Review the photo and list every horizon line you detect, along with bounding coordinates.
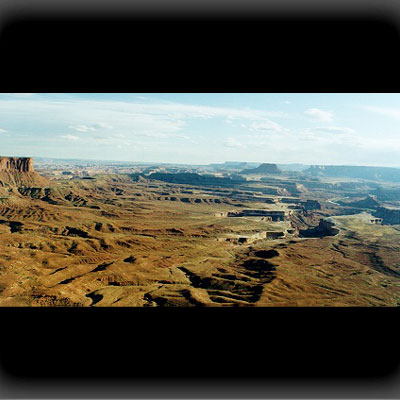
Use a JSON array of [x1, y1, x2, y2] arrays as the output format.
[[18, 155, 400, 169]]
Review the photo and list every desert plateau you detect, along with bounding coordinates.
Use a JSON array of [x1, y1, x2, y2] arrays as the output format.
[[0, 156, 399, 307]]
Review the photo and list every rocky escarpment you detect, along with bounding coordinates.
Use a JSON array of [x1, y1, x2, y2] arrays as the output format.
[[241, 163, 281, 175], [302, 199, 321, 210], [0, 156, 48, 187], [147, 172, 245, 186], [227, 209, 286, 221], [0, 157, 34, 172], [299, 219, 339, 238], [374, 207, 400, 225], [337, 195, 380, 209], [305, 165, 400, 182]]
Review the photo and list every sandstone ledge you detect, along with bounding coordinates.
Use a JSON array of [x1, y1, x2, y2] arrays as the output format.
[[0, 157, 34, 172]]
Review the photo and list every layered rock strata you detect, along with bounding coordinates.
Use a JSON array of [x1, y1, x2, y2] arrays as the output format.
[[0, 157, 34, 172]]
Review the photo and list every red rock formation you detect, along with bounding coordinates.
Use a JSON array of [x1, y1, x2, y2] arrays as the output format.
[[0, 156, 49, 187], [0, 157, 34, 172]]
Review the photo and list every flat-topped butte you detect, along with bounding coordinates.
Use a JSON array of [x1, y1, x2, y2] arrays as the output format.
[[0, 157, 34, 172]]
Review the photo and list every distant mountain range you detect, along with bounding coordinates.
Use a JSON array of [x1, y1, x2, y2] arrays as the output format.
[[305, 165, 400, 182], [29, 157, 400, 183], [204, 162, 311, 172], [241, 163, 281, 175], [34, 157, 153, 166]]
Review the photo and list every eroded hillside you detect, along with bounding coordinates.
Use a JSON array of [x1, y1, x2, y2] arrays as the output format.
[[0, 160, 399, 306]]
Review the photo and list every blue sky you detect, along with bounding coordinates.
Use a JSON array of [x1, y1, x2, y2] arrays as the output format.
[[1, 93, 400, 166]]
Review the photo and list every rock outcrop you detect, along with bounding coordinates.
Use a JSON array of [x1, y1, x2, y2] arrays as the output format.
[[337, 195, 380, 209], [299, 219, 339, 238], [147, 172, 245, 186], [241, 163, 281, 175], [302, 199, 321, 210], [374, 207, 400, 225], [305, 165, 400, 182], [0, 156, 48, 187], [0, 157, 34, 172], [227, 209, 286, 221]]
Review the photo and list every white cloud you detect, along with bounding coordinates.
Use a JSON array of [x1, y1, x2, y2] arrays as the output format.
[[136, 132, 189, 139], [93, 122, 113, 129], [127, 103, 286, 122], [69, 125, 96, 133], [0, 128, 6, 133], [59, 134, 80, 141], [0, 97, 289, 143], [112, 133, 126, 139], [6, 93, 36, 98], [246, 120, 285, 133], [307, 126, 355, 134], [304, 108, 334, 122], [343, 134, 400, 151], [0, 96, 367, 164], [224, 137, 245, 148], [69, 123, 113, 133], [361, 106, 400, 120]]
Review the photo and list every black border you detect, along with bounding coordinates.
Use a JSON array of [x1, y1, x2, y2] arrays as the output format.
[[1, 9, 400, 398], [1, 307, 400, 380], [0, 17, 400, 93]]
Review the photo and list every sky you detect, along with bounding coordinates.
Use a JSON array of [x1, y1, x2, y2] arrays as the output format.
[[1, 93, 400, 166]]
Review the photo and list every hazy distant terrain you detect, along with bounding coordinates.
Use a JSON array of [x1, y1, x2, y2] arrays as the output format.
[[0, 157, 399, 306]]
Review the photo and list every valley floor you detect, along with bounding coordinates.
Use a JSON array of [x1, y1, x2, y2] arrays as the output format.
[[0, 174, 399, 306]]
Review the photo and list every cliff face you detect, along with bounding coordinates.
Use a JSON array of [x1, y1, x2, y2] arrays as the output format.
[[0, 157, 34, 172], [338, 195, 380, 209], [302, 199, 321, 210], [241, 163, 281, 175], [374, 207, 400, 225], [147, 172, 245, 186], [299, 219, 339, 238], [305, 165, 400, 182], [0, 156, 49, 188]]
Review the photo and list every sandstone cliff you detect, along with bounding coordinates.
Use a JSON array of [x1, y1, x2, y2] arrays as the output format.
[[241, 163, 281, 175], [0, 156, 48, 187], [0, 157, 34, 172], [299, 219, 339, 238]]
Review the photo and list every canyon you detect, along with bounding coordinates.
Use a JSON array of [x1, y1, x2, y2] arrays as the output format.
[[0, 157, 399, 307]]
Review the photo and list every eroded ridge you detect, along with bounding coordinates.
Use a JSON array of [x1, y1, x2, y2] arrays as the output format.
[[0, 157, 400, 307]]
